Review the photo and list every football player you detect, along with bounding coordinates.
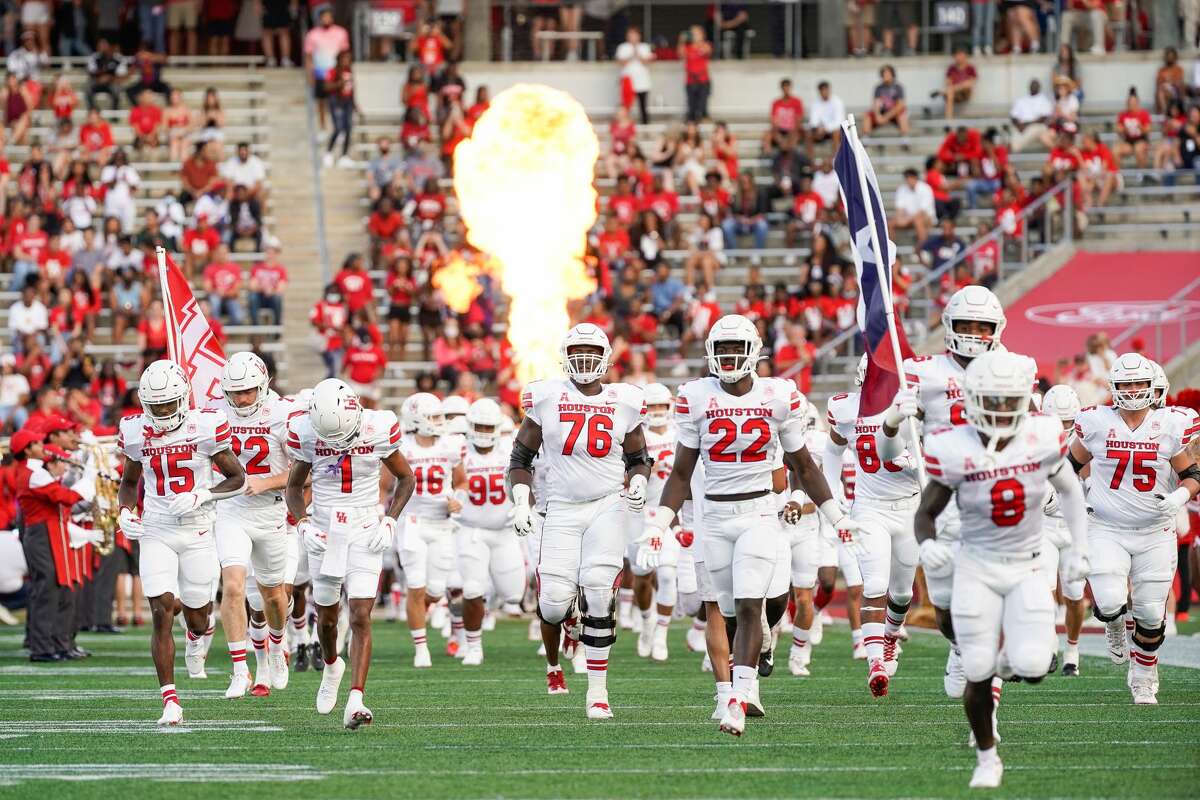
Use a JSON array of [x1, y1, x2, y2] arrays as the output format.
[[116, 360, 247, 725], [396, 392, 463, 667], [507, 323, 651, 719], [214, 352, 301, 698], [1069, 353, 1199, 704], [452, 398, 523, 664], [913, 351, 1090, 789], [285, 379, 415, 729], [635, 383, 679, 661], [877, 285, 1005, 699], [822, 354, 919, 695], [643, 315, 855, 736]]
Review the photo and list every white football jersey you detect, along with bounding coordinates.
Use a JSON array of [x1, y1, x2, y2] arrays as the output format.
[[675, 376, 806, 497], [118, 408, 232, 524], [287, 408, 401, 512], [644, 423, 676, 508], [827, 391, 920, 503], [220, 391, 304, 513], [788, 426, 827, 504], [1074, 404, 1196, 530], [924, 414, 1067, 553], [903, 353, 969, 431], [456, 440, 513, 530], [840, 448, 857, 502], [532, 447, 549, 514], [397, 435, 462, 521], [522, 378, 645, 503]]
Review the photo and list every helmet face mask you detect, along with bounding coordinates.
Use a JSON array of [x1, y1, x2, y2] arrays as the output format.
[[465, 398, 503, 448], [1041, 384, 1081, 430], [1150, 362, 1168, 409], [963, 351, 1035, 443], [560, 324, 612, 385], [943, 286, 1006, 360], [965, 390, 1029, 440], [947, 318, 1000, 359], [705, 315, 762, 383], [643, 382, 672, 427], [221, 351, 270, 418], [408, 392, 444, 438], [1109, 353, 1156, 411], [138, 360, 191, 433]]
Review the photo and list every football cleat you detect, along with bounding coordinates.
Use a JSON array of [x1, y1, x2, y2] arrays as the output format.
[[712, 688, 733, 720], [1062, 661, 1080, 677], [185, 654, 207, 680], [546, 668, 569, 695], [586, 690, 613, 719], [527, 618, 541, 642], [293, 646, 310, 672], [268, 648, 289, 690], [745, 680, 765, 717], [868, 658, 890, 698], [413, 645, 432, 669], [157, 701, 183, 726], [482, 610, 497, 631], [1105, 618, 1129, 664], [1047, 652, 1059, 674], [224, 672, 250, 699], [316, 657, 345, 714], [809, 614, 824, 646], [969, 757, 1003, 789], [883, 635, 900, 677], [636, 621, 653, 658], [462, 646, 483, 666], [618, 603, 635, 631], [895, 624, 910, 641], [1131, 682, 1158, 705], [686, 625, 706, 653], [250, 681, 271, 697], [757, 646, 775, 678], [788, 648, 811, 677], [718, 698, 746, 737], [309, 642, 325, 672], [343, 695, 373, 730], [944, 647, 967, 699], [445, 638, 460, 658], [561, 618, 582, 660], [852, 641, 867, 660], [651, 624, 669, 662], [701, 654, 713, 672]]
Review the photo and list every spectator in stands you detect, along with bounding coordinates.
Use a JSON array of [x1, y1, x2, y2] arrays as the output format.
[[1156, 47, 1185, 113], [129, 89, 164, 153], [109, 266, 146, 343], [685, 212, 725, 288], [415, 18, 451, 77], [260, 0, 294, 66], [135, 208, 174, 252], [205, 0, 236, 56], [202, 244, 244, 325], [1080, 129, 1119, 207], [862, 65, 910, 137], [8, 284, 47, 349], [304, 8, 349, 131], [616, 25, 653, 124], [1060, 0, 1107, 55], [366, 137, 403, 203], [167, 0, 201, 55], [333, 252, 374, 319], [970, 0, 996, 55], [713, 3, 751, 58], [1002, 0, 1040, 53], [723, 172, 770, 250], [937, 125, 983, 178], [11, 215, 48, 291], [310, 284, 348, 377], [324, 49, 359, 169], [649, 262, 686, 333], [878, 1, 919, 56], [925, 155, 963, 220], [994, 185, 1025, 238], [7, 30, 41, 101], [920, 217, 967, 272], [136, 299, 169, 366], [806, 81, 844, 159], [247, 238, 287, 325], [681, 25, 712, 123], [1, 73, 32, 146], [786, 172, 823, 246], [86, 38, 126, 111], [0, 355, 30, 431], [811, 158, 841, 211], [1042, 76, 1081, 148], [711, 121, 739, 183], [182, 211, 220, 277], [107, 233, 146, 275], [412, 177, 448, 254], [384, 256, 416, 361], [845, 0, 875, 56], [180, 142, 219, 207], [604, 106, 637, 182], [226, 184, 263, 251], [368, 195, 406, 266], [765, 78, 804, 156], [935, 47, 978, 119], [343, 327, 387, 408], [163, 88, 193, 162], [137, 1, 167, 53], [1154, 100, 1187, 172], [433, 319, 471, 390], [1009, 78, 1054, 152], [56, 0, 94, 58], [1114, 88, 1152, 170], [773, 321, 815, 394], [1172, 105, 1200, 180], [966, 128, 1008, 208], [126, 41, 169, 105], [221, 142, 267, 201], [892, 168, 936, 244], [675, 121, 706, 198], [100, 150, 141, 233]]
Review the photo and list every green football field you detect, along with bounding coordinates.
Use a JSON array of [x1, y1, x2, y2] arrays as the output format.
[[0, 619, 1197, 799]]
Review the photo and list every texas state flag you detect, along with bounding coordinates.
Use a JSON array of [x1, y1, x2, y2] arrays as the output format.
[[834, 126, 914, 418]]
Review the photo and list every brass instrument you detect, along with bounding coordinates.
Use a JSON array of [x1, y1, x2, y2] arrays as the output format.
[[84, 437, 121, 557]]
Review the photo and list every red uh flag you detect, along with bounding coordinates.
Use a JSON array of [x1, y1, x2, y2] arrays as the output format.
[[156, 247, 227, 409]]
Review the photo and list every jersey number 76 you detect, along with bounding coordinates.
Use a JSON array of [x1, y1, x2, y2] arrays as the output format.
[[560, 412, 613, 457]]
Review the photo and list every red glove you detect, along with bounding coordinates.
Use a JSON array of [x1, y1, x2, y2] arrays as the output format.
[[675, 528, 694, 548]]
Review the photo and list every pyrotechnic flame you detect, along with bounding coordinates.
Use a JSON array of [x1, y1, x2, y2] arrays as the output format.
[[432, 254, 484, 313], [453, 84, 599, 384]]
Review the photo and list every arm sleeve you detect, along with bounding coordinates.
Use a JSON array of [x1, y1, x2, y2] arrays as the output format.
[[674, 386, 699, 449]]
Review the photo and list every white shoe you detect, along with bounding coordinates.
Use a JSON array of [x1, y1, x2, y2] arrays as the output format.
[[322, 152, 333, 168], [686, 626, 706, 652], [462, 646, 483, 666], [618, 604, 635, 631], [745, 679, 765, 718], [527, 618, 541, 642], [586, 691, 613, 719], [536, 642, 546, 656], [789, 646, 811, 677], [718, 698, 746, 736], [852, 642, 867, 660], [315, 657, 345, 714], [413, 645, 432, 669], [482, 610, 496, 631], [429, 601, 448, 633], [157, 701, 183, 726], [185, 653, 207, 679], [651, 624, 669, 662], [1105, 618, 1129, 664], [636, 621, 654, 658], [944, 647, 967, 699], [1131, 682, 1158, 705], [969, 756, 1003, 789], [224, 671, 250, 699], [336, 155, 355, 169], [343, 693, 373, 730], [701, 654, 713, 673], [268, 647, 289, 690], [1165, 615, 1178, 637], [712, 688, 733, 720], [809, 615, 824, 646]]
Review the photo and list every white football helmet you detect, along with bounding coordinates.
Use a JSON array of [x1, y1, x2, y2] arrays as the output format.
[[1041, 384, 1081, 424], [409, 392, 445, 437], [1109, 353, 1156, 411], [705, 314, 762, 383], [854, 354, 867, 388], [1150, 361, 1169, 409], [644, 383, 673, 427], [561, 323, 612, 384], [138, 360, 191, 432], [466, 398, 504, 449], [400, 394, 421, 434], [221, 351, 270, 418], [943, 286, 1006, 359], [963, 350, 1036, 441], [309, 378, 363, 450], [441, 394, 469, 421]]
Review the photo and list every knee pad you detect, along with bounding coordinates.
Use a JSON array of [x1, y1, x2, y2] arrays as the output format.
[[581, 586, 614, 617], [579, 590, 616, 648], [245, 579, 264, 613], [1088, 575, 1130, 619], [1133, 622, 1166, 651], [312, 576, 341, 607], [654, 566, 677, 608], [1007, 643, 1052, 682], [537, 573, 576, 625], [1130, 582, 1172, 627], [887, 576, 913, 608], [1092, 602, 1128, 623], [461, 577, 487, 600], [677, 591, 701, 618]]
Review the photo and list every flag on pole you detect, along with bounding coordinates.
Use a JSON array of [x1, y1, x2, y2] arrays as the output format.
[[834, 125, 915, 418], [156, 247, 226, 409]]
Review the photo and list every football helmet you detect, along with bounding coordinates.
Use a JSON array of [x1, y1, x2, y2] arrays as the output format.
[[963, 350, 1036, 440], [441, 394, 469, 421], [644, 383, 673, 427], [466, 398, 504, 449], [1150, 361, 1169, 409], [1041, 384, 1082, 424], [943, 286, 1006, 359], [138, 360, 191, 432], [1109, 353, 1156, 411], [854, 354, 867, 388], [705, 314, 762, 383], [309, 379, 363, 450], [560, 323, 612, 384], [221, 351, 270, 418], [400, 394, 420, 434], [409, 392, 445, 437]]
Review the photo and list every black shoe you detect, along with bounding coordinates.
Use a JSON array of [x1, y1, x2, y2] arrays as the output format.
[[59, 650, 85, 660], [1062, 662, 1079, 677], [293, 647, 310, 672], [758, 647, 775, 678], [29, 653, 63, 663], [93, 625, 124, 634], [310, 642, 324, 672], [78, 625, 96, 633]]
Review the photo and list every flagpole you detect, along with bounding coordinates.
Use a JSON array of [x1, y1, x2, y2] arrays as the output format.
[[843, 116, 926, 485], [156, 246, 179, 366]]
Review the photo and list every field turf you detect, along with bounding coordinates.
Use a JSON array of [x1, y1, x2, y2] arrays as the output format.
[[0, 619, 1197, 799]]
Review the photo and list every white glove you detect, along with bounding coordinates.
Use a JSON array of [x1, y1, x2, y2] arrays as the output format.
[[1157, 487, 1190, 515], [298, 519, 327, 555], [635, 506, 674, 571], [818, 499, 859, 535], [626, 474, 647, 513], [919, 538, 954, 576], [511, 483, 533, 537], [67, 522, 104, 549], [884, 387, 919, 429], [367, 516, 396, 554], [1061, 549, 1091, 583], [165, 488, 213, 516], [118, 506, 143, 540]]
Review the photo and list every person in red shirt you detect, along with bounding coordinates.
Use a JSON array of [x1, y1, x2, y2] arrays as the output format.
[[128, 89, 164, 151], [765, 78, 804, 154], [681, 25, 712, 122], [249, 239, 288, 325], [12, 212, 47, 285], [182, 213, 221, 277], [698, 171, 731, 223], [936, 126, 984, 176], [343, 329, 388, 407], [50, 75, 78, 122], [414, 19, 451, 77], [712, 121, 739, 182], [1080, 129, 1119, 207], [968, 222, 1000, 286], [924, 156, 963, 221], [994, 186, 1026, 238], [1114, 89, 1152, 169], [639, 174, 680, 243], [966, 129, 1010, 208], [595, 214, 631, 272], [202, 244, 245, 325], [937, 47, 977, 119], [607, 175, 640, 227], [333, 252, 374, 317], [38, 234, 70, 289], [772, 322, 816, 394], [384, 256, 416, 360], [367, 195, 408, 264], [466, 86, 489, 130], [311, 285, 349, 377], [137, 299, 170, 365], [604, 105, 638, 181], [1044, 131, 1083, 179], [786, 172, 824, 246], [78, 108, 114, 164]]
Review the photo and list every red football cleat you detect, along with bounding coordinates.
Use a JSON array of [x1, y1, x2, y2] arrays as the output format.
[[546, 669, 569, 695], [250, 683, 271, 697], [868, 659, 890, 698]]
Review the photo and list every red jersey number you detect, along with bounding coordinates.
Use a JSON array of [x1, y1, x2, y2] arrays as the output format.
[[467, 473, 505, 505], [231, 435, 272, 475], [414, 465, 445, 495], [855, 435, 903, 474], [990, 478, 1025, 527], [708, 418, 771, 463], [950, 401, 968, 426], [560, 412, 613, 458], [1107, 449, 1156, 492], [148, 451, 196, 495]]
